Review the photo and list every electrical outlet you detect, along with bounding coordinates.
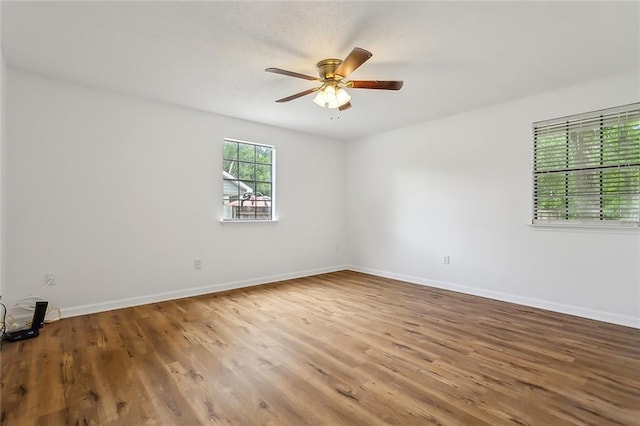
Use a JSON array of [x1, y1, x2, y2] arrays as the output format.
[[194, 259, 202, 269], [45, 273, 56, 286], [443, 256, 450, 265]]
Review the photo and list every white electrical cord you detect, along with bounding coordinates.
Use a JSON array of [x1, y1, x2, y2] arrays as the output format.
[[0, 302, 7, 342], [5, 278, 62, 332]]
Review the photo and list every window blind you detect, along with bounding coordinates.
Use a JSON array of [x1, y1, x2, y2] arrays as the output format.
[[533, 103, 640, 225]]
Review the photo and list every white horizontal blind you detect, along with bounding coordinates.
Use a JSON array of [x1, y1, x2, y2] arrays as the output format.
[[533, 103, 640, 225]]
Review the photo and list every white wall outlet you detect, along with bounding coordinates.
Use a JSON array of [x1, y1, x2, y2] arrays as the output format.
[[194, 258, 202, 269], [444, 256, 450, 265], [45, 273, 56, 286]]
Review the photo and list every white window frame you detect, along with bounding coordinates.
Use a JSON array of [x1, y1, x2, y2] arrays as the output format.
[[532, 103, 640, 228], [222, 138, 276, 222]]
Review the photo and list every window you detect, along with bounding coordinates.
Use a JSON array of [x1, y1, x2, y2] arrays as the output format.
[[222, 139, 274, 220], [533, 103, 640, 226]]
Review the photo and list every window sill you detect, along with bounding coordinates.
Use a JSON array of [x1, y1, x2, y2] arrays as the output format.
[[527, 222, 640, 234], [220, 219, 279, 225]]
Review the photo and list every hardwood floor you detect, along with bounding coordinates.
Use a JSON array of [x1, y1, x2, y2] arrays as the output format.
[[2, 270, 639, 425]]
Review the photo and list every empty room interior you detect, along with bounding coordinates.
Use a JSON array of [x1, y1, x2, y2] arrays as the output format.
[[1, 1, 639, 425]]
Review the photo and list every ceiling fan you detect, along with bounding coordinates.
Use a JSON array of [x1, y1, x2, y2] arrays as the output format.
[[265, 47, 403, 111]]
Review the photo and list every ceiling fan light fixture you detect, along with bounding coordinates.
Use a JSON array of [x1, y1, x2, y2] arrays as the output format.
[[335, 87, 351, 107], [313, 85, 350, 109], [313, 88, 327, 107]]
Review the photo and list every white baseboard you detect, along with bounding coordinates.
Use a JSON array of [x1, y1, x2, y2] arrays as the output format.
[[59, 264, 639, 329], [61, 265, 348, 319], [347, 265, 640, 329]]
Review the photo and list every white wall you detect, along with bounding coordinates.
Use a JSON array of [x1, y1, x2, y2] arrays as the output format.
[[5, 70, 347, 315], [347, 71, 640, 328], [5, 67, 639, 328], [1, 2, 5, 299], [0, 54, 4, 300]]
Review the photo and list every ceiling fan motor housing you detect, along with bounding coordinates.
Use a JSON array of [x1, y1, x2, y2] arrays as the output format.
[[316, 59, 343, 80]]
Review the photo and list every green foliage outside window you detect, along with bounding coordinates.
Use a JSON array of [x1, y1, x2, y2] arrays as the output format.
[[223, 139, 274, 220], [533, 104, 640, 224], [224, 140, 273, 195]]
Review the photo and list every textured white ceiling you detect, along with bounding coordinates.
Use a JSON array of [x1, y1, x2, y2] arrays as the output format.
[[2, 1, 639, 140]]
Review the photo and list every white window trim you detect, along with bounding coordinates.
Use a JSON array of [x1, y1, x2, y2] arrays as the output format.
[[527, 223, 640, 235], [531, 103, 640, 228], [222, 138, 276, 222]]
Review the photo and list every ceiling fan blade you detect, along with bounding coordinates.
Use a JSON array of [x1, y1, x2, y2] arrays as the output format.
[[265, 67, 319, 81], [275, 87, 320, 103], [338, 101, 352, 112], [347, 80, 404, 90], [334, 47, 372, 79]]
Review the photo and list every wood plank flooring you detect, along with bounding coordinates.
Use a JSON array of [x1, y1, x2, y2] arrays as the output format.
[[1, 270, 639, 425]]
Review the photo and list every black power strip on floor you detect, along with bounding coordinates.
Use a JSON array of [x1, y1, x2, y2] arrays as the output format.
[[2, 301, 48, 343], [4, 328, 39, 342]]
